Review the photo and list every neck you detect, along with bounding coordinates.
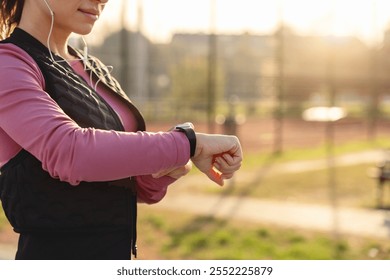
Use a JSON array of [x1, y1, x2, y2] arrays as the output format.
[[18, 4, 72, 59]]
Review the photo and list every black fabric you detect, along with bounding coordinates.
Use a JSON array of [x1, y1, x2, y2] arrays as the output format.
[[0, 151, 136, 232], [0, 28, 145, 259], [1, 28, 145, 132], [15, 230, 132, 260]]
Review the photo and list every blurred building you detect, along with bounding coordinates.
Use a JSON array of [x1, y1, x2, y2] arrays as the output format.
[[91, 28, 151, 105], [91, 26, 390, 119]]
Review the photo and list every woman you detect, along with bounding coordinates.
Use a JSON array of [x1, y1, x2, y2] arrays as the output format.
[[0, 0, 242, 260]]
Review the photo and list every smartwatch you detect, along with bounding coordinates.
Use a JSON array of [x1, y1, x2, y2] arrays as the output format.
[[174, 123, 197, 157]]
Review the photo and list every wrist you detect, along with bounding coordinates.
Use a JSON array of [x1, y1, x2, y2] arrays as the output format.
[[173, 123, 197, 157]]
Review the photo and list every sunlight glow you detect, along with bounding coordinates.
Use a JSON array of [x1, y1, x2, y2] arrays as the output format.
[[93, 0, 390, 44]]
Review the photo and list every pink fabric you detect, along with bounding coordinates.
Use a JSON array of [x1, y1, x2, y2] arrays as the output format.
[[0, 43, 190, 203]]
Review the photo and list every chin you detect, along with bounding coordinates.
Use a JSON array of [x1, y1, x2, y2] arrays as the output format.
[[77, 31, 93, 36], [74, 25, 95, 36]]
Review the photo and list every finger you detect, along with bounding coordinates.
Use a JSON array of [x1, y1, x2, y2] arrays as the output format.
[[152, 168, 172, 178], [221, 153, 235, 164], [221, 173, 234, 180], [152, 166, 180, 178], [169, 165, 191, 179], [152, 172, 163, 178], [229, 141, 243, 160], [214, 157, 241, 174], [213, 152, 242, 167], [152, 160, 193, 179], [206, 166, 224, 186]]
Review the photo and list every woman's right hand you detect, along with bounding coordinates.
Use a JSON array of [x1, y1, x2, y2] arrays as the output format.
[[191, 133, 243, 186]]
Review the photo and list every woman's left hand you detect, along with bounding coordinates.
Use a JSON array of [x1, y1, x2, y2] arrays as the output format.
[[152, 160, 193, 179]]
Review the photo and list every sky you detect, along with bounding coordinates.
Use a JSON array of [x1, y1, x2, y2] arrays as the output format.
[[91, 0, 390, 45]]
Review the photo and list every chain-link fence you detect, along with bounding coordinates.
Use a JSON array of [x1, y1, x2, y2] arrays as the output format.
[[86, 0, 390, 151]]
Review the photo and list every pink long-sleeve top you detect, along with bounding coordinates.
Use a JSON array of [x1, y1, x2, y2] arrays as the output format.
[[0, 43, 191, 203]]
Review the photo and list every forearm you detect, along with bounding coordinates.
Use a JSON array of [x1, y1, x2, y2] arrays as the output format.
[[39, 127, 190, 185], [0, 88, 190, 185]]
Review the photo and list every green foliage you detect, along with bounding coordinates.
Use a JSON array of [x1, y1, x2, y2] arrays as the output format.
[[135, 141, 390, 260], [145, 214, 166, 230], [169, 56, 225, 120], [0, 205, 6, 231], [243, 137, 390, 170], [236, 164, 374, 205], [138, 209, 390, 260]]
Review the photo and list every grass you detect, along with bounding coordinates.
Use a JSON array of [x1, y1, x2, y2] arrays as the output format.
[[137, 208, 390, 260], [132, 139, 390, 260], [185, 138, 390, 208], [242, 137, 390, 170], [0, 208, 6, 231], [215, 164, 376, 207]]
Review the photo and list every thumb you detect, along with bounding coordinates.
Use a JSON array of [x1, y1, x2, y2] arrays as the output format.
[[206, 167, 224, 186]]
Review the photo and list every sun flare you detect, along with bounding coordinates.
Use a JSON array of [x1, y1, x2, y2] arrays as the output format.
[[95, 0, 390, 44]]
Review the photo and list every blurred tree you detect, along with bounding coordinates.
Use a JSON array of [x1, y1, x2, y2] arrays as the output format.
[[169, 56, 224, 120]]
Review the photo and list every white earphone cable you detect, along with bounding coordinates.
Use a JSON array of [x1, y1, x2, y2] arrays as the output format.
[[42, 0, 115, 93]]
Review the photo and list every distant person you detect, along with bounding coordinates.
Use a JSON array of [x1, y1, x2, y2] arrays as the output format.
[[0, 0, 242, 259]]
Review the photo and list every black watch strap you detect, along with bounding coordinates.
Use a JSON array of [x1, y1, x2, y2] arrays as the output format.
[[175, 123, 197, 157]]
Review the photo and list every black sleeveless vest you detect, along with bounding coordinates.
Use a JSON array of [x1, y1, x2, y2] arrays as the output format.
[[0, 28, 146, 257]]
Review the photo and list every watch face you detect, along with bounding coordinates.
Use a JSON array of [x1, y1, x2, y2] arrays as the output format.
[[178, 122, 194, 129]]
